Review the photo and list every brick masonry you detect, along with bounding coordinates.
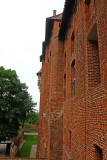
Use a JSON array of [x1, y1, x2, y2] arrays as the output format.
[[37, 0, 107, 160]]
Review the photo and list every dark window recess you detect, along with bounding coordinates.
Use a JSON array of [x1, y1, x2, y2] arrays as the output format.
[[50, 51, 51, 56], [71, 31, 75, 40], [84, 0, 90, 5], [71, 59, 75, 97], [87, 23, 101, 87], [69, 131, 71, 150], [71, 31, 74, 54], [73, 79, 76, 96], [95, 145, 103, 160], [72, 59, 75, 68], [64, 74, 66, 101], [64, 52, 66, 67]]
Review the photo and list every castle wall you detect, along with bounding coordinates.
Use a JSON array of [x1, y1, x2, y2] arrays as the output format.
[[37, 0, 107, 159], [63, 0, 107, 159]]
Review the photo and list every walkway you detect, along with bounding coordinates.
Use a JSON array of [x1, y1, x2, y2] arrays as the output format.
[[0, 132, 39, 159], [30, 145, 37, 158], [0, 144, 7, 157], [24, 133, 38, 135], [0, 158, 47, 160], [24, 132, 38, 158]]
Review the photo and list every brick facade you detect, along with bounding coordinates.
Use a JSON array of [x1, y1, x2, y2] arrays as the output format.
[[37, 0, 107, 160]]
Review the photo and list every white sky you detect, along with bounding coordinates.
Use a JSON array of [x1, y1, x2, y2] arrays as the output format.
[[0, 0, 65, 111]]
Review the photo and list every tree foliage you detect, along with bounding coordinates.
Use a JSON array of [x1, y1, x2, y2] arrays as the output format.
[[0, 66, 36, 141], [25, 111, 39, 125]]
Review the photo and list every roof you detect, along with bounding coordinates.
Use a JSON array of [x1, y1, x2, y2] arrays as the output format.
[[40, 41, 46, 62], [37, 68, 42, 76], [59, 0, 75, 40], [49, 13, 63, 20], [45, 13, 63, 44], [40, 13, 63, 62]]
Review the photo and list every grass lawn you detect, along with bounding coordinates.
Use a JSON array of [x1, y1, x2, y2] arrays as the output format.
[[24, 130, 38, 133], [20, 135, 38, 158]]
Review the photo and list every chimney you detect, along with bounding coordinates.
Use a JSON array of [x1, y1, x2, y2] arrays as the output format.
[[53, 10, 56, 16]]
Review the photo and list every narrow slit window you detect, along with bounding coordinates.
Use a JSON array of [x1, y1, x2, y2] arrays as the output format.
[[71, 60, 75, 97], [71, 31, 74, 54], [64, 74, 66, 101], [64, 52, 66, 67], [73, 79, 75, 97], [69, 131, 71, 150]]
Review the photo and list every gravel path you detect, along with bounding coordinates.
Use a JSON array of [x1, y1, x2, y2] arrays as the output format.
[[0, 144, 7, 157], [30, 145, 37, 158], [24, 133, 38, 135]]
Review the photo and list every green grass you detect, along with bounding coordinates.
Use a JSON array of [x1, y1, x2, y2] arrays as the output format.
[[24, 130, 38, 133], [20, 135, 38, 158], [18, 129, 21, 133]]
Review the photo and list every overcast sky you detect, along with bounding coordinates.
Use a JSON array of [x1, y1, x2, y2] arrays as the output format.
[[0, 0, 65, 111]]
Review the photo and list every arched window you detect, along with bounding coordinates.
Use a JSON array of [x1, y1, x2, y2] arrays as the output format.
[[72, 59, 75, 69], [64, 74, 66, 101], [64, 52, 66, 67], [71, 31, 74, 54], [69, 131, 71, 150], [50, 51, 51, 57], [85, 0, 90, 5], [94, 145, 103, 160], [71, 60, 75, 97]]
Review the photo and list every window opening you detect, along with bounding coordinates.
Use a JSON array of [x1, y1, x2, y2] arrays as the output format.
[[50, 51, 51, 57], [71, 60, 75, 97], [71, 32, 74, 54], [71, 31, 75, 41], [73, 79, 76, 96], [69, 131, 71, 150], [64, 52, 66, 67], [87, 23, 101, 87], [95, 145, 103, 160], [64, 74, 66, 101], [72, 59, 75, 68], [85, 0, 90, 5]]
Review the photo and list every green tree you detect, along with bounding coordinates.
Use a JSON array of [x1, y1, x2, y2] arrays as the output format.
[[25, 111, 39, 125], [0, 66, 36, 141]]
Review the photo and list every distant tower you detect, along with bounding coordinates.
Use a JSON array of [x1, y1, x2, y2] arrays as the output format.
[[37, 69, 42, 90]]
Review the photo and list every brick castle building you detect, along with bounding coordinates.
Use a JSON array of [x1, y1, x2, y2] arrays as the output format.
[[37, 0, 107, 160]]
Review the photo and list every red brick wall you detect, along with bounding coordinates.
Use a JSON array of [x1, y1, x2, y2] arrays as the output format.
[[37, 20, 63, 160], [31, 125, 38, 130], [63, 4, 86, 159], [37, 0, 107, 160], [63, 0, 107, 159], [84, 0, 107, 159]]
